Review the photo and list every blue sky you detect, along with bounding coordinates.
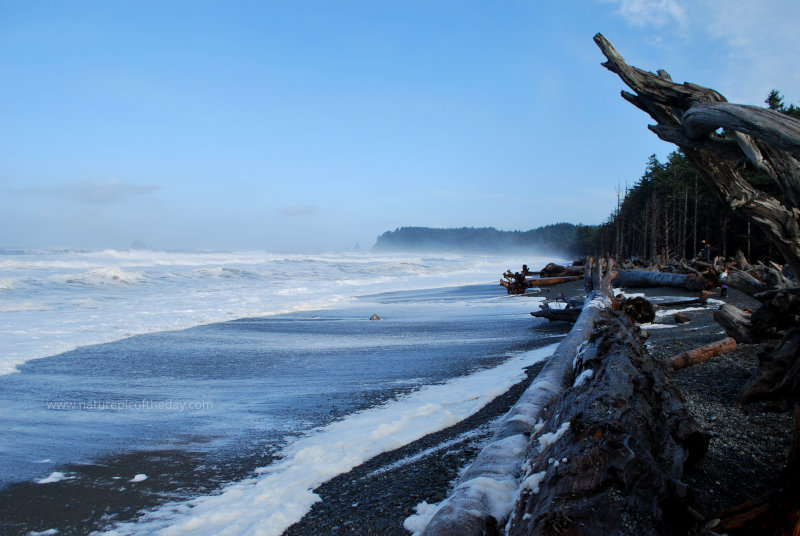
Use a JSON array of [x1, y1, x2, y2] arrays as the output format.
[[2, 0, 799, 251]]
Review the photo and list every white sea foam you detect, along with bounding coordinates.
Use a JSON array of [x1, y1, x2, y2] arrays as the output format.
[[100, 345, 555, 536], [36, 471, 75, 484], [0, 249, 559, 375], [404, 501, 440, 536]]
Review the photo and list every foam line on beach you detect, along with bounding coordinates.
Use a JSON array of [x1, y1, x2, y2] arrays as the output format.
[[100, 343, 558, 536]]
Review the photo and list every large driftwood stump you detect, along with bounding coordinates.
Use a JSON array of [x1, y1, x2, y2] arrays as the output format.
[[594, 32, 800, 282], [506, 310, 707, 536], [620, 295, 656, 323]]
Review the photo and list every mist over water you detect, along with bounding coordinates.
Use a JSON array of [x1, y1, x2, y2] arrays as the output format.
[[0, 248, 558, 375]]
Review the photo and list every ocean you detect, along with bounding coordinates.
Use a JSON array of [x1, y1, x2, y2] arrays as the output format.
[[0, 248, 565, 535]]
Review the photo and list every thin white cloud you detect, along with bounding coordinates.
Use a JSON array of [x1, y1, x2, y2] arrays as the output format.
[[9, 178, 159, 204], [602, 0, 800, 104], [605, 0, 686, 28], [279, 204, 317, 216]]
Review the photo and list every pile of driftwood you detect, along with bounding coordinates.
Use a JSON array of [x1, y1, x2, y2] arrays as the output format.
[[500, 263, 585, 295], [503, 255, 800, 534]]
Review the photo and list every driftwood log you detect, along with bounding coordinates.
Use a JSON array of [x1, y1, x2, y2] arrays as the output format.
[[713, 304, 755, 344], [506, 309, 707, 536], [528, 276, 583, 287], [724, 270, 768, 295], [424, 259, 707, 535], [422, 259, 616, 536], [530, 301, 582, 323], [669, 337, 737, 370], [540, 263, 584, 278], [612, 269, 710, 291], [501, 265, 583, 294], [654, 294, 710, 308]]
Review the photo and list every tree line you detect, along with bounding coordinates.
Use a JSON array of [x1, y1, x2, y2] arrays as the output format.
[[585, 90, 799, 264]]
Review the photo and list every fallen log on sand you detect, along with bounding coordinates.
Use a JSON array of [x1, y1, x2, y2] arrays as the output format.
[[613, 269, 711, 291], [713, 304, 755, 343], [530, 302, 581, 323], [422, 258, 616, 536], [669, 337, 737, 370], [423, 259, 707, 535], [527, 275, 582, 287], [539, 263, 585, 278], [724, 270, 768, 295], [500, 265, 582, 294], [506, 310, 707, 536]]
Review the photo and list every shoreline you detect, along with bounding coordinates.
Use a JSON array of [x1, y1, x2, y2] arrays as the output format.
[[283, 280, 793, 535], [0, 280, 561, 536], [2, 279, 791, 535]]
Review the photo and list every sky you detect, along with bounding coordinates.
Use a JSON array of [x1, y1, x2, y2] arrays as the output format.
[[1, 0, 799, 252]]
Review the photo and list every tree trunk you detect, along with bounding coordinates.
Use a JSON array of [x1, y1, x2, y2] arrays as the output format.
[[539, 263, 585, 277], [529, 276, 583, 287], [613, 269, 710, 291]]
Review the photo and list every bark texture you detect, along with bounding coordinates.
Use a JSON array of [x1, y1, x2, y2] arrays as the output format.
[[422, 259, 616, 536], [505, 309, 707, 536]]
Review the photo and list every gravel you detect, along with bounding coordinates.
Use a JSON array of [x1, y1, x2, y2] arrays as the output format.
[[284, 283, 794, 534]]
